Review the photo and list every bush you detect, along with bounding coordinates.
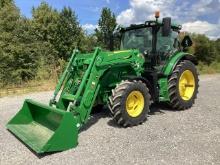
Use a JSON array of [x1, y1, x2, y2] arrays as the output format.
[[197, 61, 220, 74]]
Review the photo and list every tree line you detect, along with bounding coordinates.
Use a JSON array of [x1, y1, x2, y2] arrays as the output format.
[[190, 34, 220, 65], [0, 0, 116, 86], [0, 0, 219, 87]]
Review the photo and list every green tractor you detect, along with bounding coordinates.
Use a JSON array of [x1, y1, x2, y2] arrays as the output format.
[[7, 13, 199, 153]]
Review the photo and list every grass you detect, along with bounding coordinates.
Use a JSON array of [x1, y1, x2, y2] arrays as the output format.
[[0, 79, 56, 97], [1, 62, 220, 97], [197, 62, 220, 74]]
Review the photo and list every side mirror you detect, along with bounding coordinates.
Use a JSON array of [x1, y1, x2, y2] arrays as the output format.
[[113, 26, 122, 38], [143, 49, 152, 58], [181, 35, 193, 48], [173, 38, 181, 49], [113, 31, 121, 38], [162, 17, 171, 37]]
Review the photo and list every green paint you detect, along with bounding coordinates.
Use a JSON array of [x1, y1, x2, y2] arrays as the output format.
[[162, 52, 189, 76], [7, 99, 78, 153], [158, 78, 170, 102]]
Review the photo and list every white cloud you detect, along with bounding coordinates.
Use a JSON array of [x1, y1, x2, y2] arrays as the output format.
[[116, 0, 175, 25], [182, 21, 216, 34], [106, 0, 110, 4], [116, 0, 220, 24], [116, 0, 220, 39], [117, 9, 135, 25], [82, 24, 97, 31], [182, 21, 220, 40]]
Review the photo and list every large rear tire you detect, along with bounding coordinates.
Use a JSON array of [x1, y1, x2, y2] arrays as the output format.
[[108, 80, 151, 127], [168, 60, 199, 110]]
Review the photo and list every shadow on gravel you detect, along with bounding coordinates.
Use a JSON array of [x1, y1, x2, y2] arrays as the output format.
[[107, 102, 176, 128], [107, 119, 122, 128], [32, 150, 61, 159], [148, 102, 174, 115], [80, 107, 111, 133]]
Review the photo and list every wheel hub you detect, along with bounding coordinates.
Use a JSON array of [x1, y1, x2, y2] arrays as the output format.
[[178, 70, 195, 100], [126, 91, 144, 117]]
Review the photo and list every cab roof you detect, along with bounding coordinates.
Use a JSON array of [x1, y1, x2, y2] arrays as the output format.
[[120, 19, 182, 32]]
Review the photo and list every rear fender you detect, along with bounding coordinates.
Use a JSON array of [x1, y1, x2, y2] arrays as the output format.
[[162, 52, 197, 76]]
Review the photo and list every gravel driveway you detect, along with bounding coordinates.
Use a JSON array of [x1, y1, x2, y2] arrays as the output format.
[[0, 74, 220, 165]]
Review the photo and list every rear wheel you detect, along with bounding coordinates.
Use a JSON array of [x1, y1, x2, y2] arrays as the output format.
[[108, 80, 151, 127], [168, 60, 199, 110]]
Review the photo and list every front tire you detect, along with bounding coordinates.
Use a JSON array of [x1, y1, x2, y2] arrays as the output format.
[[108, 80, 151, 127], [168, 60, 199, 110]]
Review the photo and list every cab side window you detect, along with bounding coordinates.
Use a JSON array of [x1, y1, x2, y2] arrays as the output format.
[[157, 28, 178, 54]]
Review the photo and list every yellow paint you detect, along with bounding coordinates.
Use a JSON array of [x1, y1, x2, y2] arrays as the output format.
[[113, 50, 129, 54], [107, 50, 130, 56], [178, 70, 195, 100], [126, 91, 144, 117]]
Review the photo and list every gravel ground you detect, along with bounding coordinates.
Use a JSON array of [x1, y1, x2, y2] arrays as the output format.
[[0, 74, 220, 165]]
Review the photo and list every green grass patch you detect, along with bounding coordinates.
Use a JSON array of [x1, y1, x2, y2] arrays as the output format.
[[0, 79, 56, 97], [197, 62, 220, 74]]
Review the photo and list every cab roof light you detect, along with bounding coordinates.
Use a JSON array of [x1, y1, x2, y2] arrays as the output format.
[[155, 11, 160, 18]]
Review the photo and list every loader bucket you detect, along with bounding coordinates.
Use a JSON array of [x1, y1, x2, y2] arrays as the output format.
[[6, 99, 78, 153]]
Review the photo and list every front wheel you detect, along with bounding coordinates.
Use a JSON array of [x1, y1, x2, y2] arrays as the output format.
[[168, 60, 199, 110], [108, 80, 151, 127]]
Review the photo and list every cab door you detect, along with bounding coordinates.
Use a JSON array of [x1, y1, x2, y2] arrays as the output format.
[[156, 28, 180, 70]]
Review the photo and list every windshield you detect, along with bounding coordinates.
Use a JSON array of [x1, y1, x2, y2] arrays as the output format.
[[120, 28, 152, 53]]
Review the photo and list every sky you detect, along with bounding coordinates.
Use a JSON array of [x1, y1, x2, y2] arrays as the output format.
[[15, 0, 220, 39]]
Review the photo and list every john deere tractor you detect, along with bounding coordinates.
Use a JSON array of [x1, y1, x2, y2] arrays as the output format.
[[7, 13, 199, 153]]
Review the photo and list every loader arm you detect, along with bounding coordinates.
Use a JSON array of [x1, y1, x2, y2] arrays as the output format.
[[53, 48, 145, 127]]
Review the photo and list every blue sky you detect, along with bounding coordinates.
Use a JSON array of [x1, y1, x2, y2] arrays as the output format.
[[15, 0, 220, 39], [15, 0, 129, 25]]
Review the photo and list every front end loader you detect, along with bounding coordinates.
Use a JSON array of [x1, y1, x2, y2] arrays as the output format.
[[7, 48, 145, 153], [7, 12, 199, 153]]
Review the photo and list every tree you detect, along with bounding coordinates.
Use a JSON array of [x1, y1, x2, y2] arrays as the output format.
[[0, 0, 13, 8], [214, 38, 220, 62], [0, 1, 38, 85], [31, 2, 59, 65], [95, 7, 117, 50], [192, 34, 216, 65], [79, 33, 98, 53], [56, 7, 81, 60]]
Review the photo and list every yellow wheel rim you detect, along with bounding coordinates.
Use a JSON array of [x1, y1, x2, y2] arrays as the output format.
[[178, 70, 195, 100], [126, 91, 144, 117]]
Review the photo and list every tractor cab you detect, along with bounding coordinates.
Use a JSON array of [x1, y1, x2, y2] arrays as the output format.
[[115, 12, 192, 67]]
